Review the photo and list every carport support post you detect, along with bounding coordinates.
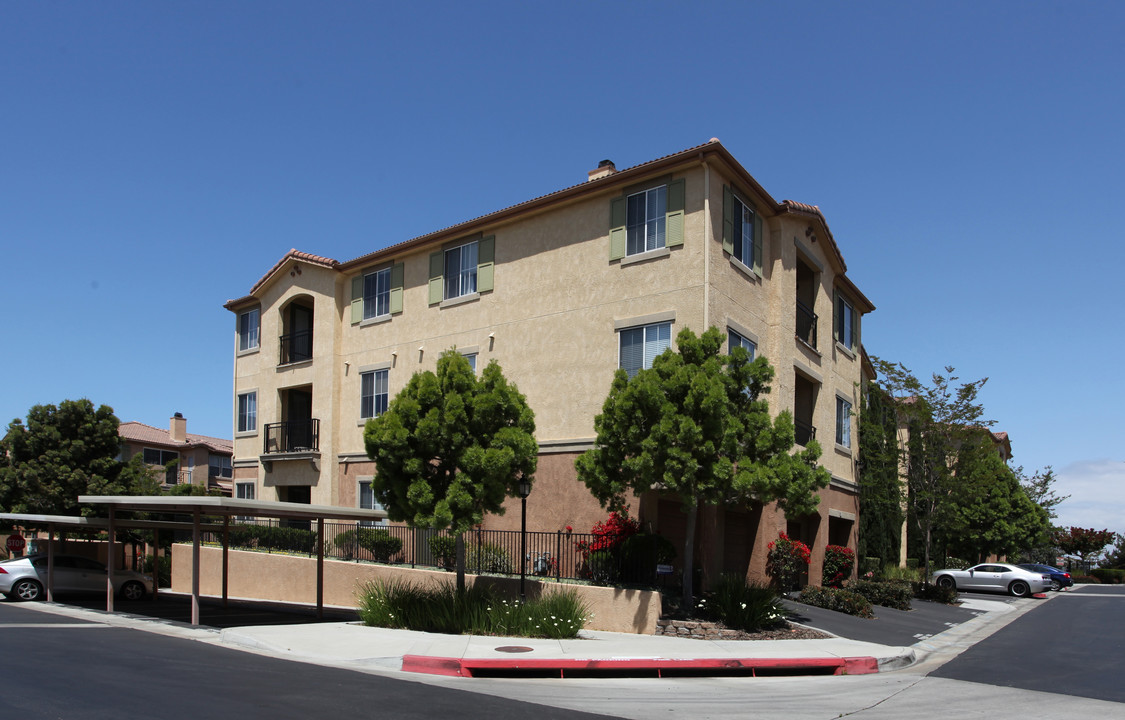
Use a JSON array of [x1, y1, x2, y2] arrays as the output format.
[[191, 508, 201, 626], [222, 516, 229, 608], [106, 507, 115, 613], [47, 524, 55, 603], [152, 529, 159, 600], [316, 517, 324, 620]]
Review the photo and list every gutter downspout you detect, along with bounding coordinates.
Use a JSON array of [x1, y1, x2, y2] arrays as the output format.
[[702, 158, 711, 331]]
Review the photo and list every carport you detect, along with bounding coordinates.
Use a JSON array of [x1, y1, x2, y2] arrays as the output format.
[[6, 496, 386, 626]]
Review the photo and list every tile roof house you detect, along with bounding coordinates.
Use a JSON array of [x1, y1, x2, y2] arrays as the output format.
[[223, 139, 875, 588], [118, 413, 234, 494]]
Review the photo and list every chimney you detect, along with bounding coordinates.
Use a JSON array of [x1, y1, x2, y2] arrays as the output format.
[[170, 412, 187, 443], [587, 159, 616, 182]]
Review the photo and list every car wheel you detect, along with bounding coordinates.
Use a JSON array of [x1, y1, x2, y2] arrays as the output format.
[[120, 581, 146, 601], [1009, 580, 1030, 598], [12, 579, 44, 602], [1051, 579, 1061, 592], [936, 575, 955, 590]]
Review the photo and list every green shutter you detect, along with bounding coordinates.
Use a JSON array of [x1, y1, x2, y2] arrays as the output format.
[[850, 304, 859, 351], [752, 210, 763, 275], [350, 276, 364, 324], [609, 196, 626, 259], [722, 185, 734, 255], [477, 235, 495, 292], [389, 262, 404, 314], [665, 178, 685, 248], [428, 251, 444, 305]]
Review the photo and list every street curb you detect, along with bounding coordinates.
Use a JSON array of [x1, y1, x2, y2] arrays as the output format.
[[401, 653, 882, 678]]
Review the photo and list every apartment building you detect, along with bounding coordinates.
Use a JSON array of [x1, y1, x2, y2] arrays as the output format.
[[224, 139, 874, 586], [118, 413, 234, 494]]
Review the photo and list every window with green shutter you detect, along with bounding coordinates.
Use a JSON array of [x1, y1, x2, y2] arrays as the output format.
[[351, 262, 404, 324], [833, 289, 859, 351], [609, 179, 685, 260], [722, 185, 763, 275], [428, 235, 495, 305]]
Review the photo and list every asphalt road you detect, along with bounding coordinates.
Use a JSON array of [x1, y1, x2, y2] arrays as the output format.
[[931, 585, 1125, 703], [0, 602, 615, 720]]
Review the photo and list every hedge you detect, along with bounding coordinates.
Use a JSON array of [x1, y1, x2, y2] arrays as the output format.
[[799, 586, 874, 618], [847, 579, 912, 610]]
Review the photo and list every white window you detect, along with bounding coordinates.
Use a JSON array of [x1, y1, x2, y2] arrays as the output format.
[[619, 322, 671, 379], [236, 482, 255, 500], [358, 479, 386, 526], [360, 369, 389, 419], [728, 330, 756, 361], [238, 308, 260, 352], [463, 353, 477, 374], [836, 396, 852, 448], [237, 391, 257, 433], [626, 185, 667, 256], [732, 197, 759, 270], [444, 240, 478, 300], [835, 293, 858, 351], [209, 455, 232, 479], [363, 267, 391, 320]]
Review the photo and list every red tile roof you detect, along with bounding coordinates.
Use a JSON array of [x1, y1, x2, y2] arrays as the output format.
[[118, 422, 233, 455]]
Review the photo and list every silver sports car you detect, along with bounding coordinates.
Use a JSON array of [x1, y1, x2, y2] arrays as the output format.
[[0, 554, 152, 601], [931, 562, 1051, 597]]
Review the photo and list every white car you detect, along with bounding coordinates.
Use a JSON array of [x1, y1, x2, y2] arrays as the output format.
[[931, 562, 1051, 598], [0, 554, 152, 602]]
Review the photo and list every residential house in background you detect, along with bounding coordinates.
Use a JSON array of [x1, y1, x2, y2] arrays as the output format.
[[118, 413, 234, 494], [223, 139, 874, 587]]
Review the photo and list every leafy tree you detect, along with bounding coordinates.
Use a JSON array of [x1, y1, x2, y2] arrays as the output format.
[[1101, 533, 1125, 569], [576, 327, 830, 608], [364, 350, 537, 590], [0, 399, 124, 516], [872, 361, 991, 580], [944, 433, 1049, 563], [1052, 526, 1116, 571], [1015, 465, 1068, 521], [856, 382, 904, 566]]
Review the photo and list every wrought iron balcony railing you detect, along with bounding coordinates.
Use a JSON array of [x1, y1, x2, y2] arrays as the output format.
[[796, 300, 817, 348], [794, 419, 816, 447], [263, 419, 320, 454], [279, 330, 313, 365]]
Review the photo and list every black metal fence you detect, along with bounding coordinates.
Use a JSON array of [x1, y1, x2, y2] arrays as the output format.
[[199, 519, 676, 590]]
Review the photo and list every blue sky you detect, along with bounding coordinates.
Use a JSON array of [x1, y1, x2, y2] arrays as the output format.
[[2, 1, 1122, 533]]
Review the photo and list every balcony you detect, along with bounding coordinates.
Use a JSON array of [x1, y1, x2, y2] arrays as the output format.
[[279, 330, 313, 365], [263, 419, 320, 454], [796, 300, 817, 348], [794, 419, 817, 447]]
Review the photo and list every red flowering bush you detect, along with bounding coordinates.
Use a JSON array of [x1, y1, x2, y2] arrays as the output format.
[[822, 545, 855, 588], [574, 511, 640, 583], [766, 533, 811, 592]]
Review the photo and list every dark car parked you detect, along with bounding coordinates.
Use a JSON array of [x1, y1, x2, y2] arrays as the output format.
[[1019, 563, 1073, 591]]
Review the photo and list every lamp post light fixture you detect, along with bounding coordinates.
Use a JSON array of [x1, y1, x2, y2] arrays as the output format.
[[518, 476, 531, 601]]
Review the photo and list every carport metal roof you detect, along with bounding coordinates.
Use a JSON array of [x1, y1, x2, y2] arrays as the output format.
[[4, 496, 387, 625]]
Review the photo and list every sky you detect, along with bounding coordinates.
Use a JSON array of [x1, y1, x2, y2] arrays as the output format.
[[2, 1, 1122, 534]]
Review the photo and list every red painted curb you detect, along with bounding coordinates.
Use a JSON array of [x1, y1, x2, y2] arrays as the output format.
[[401, 654, 881, 678]]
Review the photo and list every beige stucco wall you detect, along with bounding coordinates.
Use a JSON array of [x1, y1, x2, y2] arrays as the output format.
[[170, 544, 660, 634]]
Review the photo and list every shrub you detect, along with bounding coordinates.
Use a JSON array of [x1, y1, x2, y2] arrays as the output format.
[[227, 523, 318, 554], [847, 579, 912, 610], [701, 574, 786, 632], [1091, 568, 1125, 584], [335, 528, 403, 563], [466, 542, 512, 574], [1074, 575, 1101, 584], [799, 586, 874, 618], [585, 550, 617, 585], [937, 557, 971, 571], [574, 511, 639, 581], [766, 533, 811, 592], [880, 563, 923, 583], [905, 558, 919, 569], [861, 556, 881, 577], [428, 534, 456, 569], [911, 581, 958, 604], [822, 545, 855, 588], [356, 579, 589, 638]]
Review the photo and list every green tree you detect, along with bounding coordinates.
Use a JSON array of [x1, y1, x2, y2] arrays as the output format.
[[945, 433, 1050, 563], [1052, 526, 1116, 572], [856, 382, 904, 567], [576, 327, 830, 608], [364, 350, 538, 590], [0, 399, 124, 516], [873, 361, 991, 580]]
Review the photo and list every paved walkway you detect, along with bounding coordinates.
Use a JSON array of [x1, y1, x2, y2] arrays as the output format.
[[6, 589, 1053, 679]]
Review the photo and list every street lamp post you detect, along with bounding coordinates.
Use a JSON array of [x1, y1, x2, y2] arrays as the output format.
[[518, 476, 531, 601]]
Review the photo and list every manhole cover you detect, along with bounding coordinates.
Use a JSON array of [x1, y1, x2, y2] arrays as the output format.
[[494, 645, 534, 653]]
